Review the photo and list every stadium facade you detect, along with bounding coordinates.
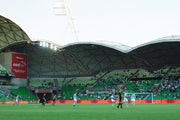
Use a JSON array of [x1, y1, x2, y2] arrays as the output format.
[[0, 15, 180, 86]]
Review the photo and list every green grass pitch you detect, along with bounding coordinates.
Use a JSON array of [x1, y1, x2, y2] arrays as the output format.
[[0, 103, 179, 120]]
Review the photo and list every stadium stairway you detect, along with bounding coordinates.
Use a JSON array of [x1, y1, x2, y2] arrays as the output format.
[[61, 77, 76, 88], [82, 71, 111, 93], [122, 69, 140, 90], [53, 79, 60, 95]]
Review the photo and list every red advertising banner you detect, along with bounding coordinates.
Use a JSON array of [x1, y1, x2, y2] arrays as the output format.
[[12, 53, 27, 79], [48, 99, 180, 104], [0, 101, 36, 104], [0, 100, 180, 104], [38, 90, 51, 93]]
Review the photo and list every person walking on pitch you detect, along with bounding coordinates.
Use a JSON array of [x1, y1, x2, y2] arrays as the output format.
[[110, 93, 115, 106], [124, 91, 128, 108], [14, 94, 19, 105], [131, 93, 136, 106], [73, 92, 77, 107], [117, 89, 123, 109], [52, 94, 56, 106], [42, 93, 46, 106]]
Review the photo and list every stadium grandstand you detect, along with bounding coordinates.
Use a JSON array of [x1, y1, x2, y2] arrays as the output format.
[[0, 14, 180, 103]]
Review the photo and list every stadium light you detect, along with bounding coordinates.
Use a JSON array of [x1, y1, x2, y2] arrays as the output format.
[[53, 0, 66, 16], [43, 42, 46, 47], [46, 42, 49, 47], [53, 0, 79, 42], [40, 41, 43, 46], [54, 46, 57, 51], [50, 44, 54, 49], [39, 41, 58, 51]]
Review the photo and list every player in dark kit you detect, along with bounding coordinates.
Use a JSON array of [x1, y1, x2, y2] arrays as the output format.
[[42, 93, 46, 106], [117, 89, 123, 108]]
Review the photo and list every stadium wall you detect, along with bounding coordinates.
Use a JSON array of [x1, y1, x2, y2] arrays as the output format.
[[0, 52, 27, 86], [0, 52, 12, 72], [11, 78, 27, 86]]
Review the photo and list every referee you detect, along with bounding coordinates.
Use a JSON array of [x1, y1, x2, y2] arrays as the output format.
[[117, 89, 123, 109], [42, 93, 46, 106]]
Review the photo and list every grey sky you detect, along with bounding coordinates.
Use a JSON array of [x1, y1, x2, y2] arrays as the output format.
[[0, 0, 180, 46]]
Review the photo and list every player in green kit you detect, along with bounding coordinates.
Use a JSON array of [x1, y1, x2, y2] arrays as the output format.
[[52, 94, 57, 106]]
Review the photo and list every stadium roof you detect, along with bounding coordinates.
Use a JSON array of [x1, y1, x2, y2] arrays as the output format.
[[4, 37, 180, 78], [0, 15, 179, 78], [127, 36, 180, 52], [0, 15, 30, 51]]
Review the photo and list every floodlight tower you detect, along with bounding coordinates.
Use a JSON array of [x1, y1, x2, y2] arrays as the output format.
[[53, 0, 79, 42]]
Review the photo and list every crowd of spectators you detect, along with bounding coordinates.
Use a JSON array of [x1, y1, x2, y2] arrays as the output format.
[[156, 77, 180, 99], [0, 88, 19, 101], [30, 80, 56, 90]]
